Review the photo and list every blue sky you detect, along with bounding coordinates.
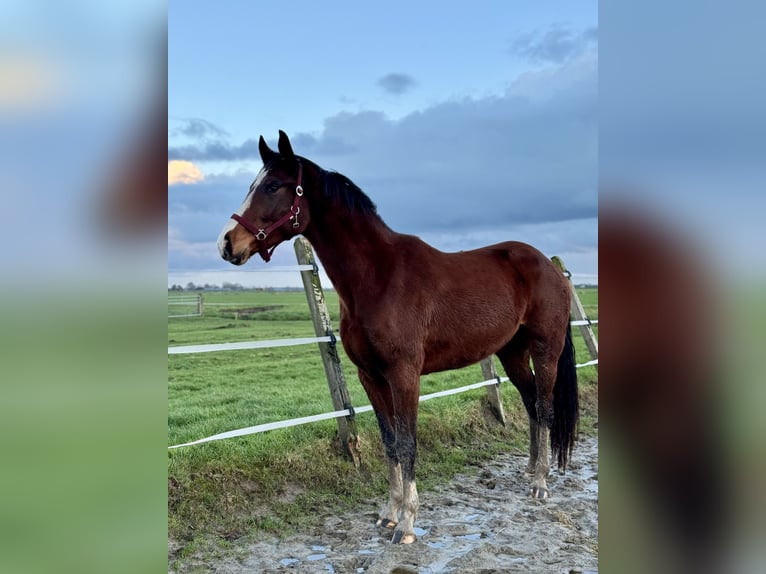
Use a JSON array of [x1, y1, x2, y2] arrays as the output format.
[[168, 1, 598, 287], [598, 1, 766, 282]]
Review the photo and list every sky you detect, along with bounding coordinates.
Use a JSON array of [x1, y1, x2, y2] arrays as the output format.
[[598, 1, 766, 283], [168, 1, 598, 288]]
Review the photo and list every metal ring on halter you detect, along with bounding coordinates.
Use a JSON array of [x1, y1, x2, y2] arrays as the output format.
[[255, 230, 267, 240], [296, 185, 304, 196]]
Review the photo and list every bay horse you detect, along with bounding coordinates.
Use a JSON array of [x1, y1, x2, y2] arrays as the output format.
[[218, 131, 578, 544]]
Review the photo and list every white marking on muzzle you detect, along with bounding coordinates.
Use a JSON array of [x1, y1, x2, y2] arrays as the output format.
[[217, 167, 267, 258]]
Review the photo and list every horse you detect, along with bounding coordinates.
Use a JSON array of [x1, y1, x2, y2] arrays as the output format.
[[218, 130, 579, 545]]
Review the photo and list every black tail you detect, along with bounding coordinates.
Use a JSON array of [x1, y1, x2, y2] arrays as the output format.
[[551, 324, 579, 470]]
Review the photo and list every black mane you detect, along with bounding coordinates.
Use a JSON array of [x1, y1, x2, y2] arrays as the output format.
[[265, 155, 379, 217], [319, 169, 378, 216]]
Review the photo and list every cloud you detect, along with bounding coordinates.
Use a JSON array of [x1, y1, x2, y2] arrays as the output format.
[[168, 160, 204, 185], [167, 139, 263, 162], [377, 73, 416, 95], [169, 49, 597, 276], [290, 50, 597, 234], [168, 170, 253, 243], [170, 117, 229, 140], [511, 25, 597, 64], [508, 49, 596, 101]]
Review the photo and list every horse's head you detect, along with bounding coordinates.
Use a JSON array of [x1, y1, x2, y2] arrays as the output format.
[[218, 130, 309, 264]]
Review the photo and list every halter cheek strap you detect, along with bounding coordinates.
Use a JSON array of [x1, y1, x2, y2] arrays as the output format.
[[230, 191, 302, 240], [230, 162, 304, 261]]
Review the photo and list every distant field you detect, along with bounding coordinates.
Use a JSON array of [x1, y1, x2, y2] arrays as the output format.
[[167, 286, 598, 557]]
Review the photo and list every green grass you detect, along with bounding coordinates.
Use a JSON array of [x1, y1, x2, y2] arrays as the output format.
[[168, 287, 598, 558]]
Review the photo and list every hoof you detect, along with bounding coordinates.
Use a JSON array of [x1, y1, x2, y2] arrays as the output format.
[[529, 485, 549, 499], [376, 517, 397, 529], [391, 530, 417, 544]]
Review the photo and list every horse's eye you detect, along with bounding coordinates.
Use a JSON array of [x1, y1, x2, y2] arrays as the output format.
[[263, 182, 281, 194]]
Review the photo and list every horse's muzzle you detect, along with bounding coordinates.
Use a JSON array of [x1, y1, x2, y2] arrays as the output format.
[[220, 233, 246, 265], [221, 234, 234, 259]]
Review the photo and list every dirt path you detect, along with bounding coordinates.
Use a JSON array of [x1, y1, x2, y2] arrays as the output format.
[[173, 436, 598, 573]]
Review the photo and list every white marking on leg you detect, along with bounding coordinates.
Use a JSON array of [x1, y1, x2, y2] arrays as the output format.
[[393, 478, 419, 544], [531, 425, 551, 498], [378, 459, 403, 527]]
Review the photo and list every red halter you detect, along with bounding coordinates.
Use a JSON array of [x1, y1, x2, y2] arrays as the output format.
[[230, 162, 304, 261]]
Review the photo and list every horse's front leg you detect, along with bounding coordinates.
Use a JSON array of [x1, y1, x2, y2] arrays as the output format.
[[391, 423, 419, 544], [375, 418, 402, 529], [389, 371, 420, 544], [359, 367, 421, 544], [358, 371, 403, 529], [375, 397, 420, 544]]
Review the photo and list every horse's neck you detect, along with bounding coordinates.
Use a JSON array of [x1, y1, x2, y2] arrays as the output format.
[[303, 206, 396, 304]]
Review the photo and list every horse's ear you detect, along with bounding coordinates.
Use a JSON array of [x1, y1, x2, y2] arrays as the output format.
[[259, 135, 277, 164], [277, 130, 295, 158]]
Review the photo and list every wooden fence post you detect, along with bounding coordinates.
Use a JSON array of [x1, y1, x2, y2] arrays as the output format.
[[551, 256, 598, 363], [480, 356, 506, 425], [197, 293, 204, 317], [294, 237, 362, 466]]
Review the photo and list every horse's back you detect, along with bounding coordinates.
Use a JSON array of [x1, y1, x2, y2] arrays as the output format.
[[475, 240, 559, 275], [401, 236, 569, 320], [477, 240, 571, 327], [446, 240, 567, 298]]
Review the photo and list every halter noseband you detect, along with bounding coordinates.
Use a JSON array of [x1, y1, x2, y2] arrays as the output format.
[[230, 162, 304, 261]]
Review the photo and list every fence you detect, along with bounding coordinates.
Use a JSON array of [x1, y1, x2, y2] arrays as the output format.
[[168, 293, 203, 318], [168, 238, 598, 464]]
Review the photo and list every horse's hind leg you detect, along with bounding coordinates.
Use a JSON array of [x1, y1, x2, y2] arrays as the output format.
[[496, 330, 539, 474], [526, 337, 566, 499]]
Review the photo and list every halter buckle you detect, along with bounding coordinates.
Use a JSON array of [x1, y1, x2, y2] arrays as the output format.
[[291, 205, 301, 228], [255, 229, 267, 241], [295, 185, 304, 196]]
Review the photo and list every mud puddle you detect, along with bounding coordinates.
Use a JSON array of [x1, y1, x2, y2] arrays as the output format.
[[172, 436, 597, 573]]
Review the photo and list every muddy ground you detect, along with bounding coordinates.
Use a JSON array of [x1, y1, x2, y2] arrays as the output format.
[[171, 436, 597, 573]]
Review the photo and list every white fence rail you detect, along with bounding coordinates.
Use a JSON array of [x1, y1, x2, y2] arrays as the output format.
[[169, 376, 511, 449], [167, 319, 597, 356], [169, 353, 598, 449], [168, 326, 598, 449], [168, 336, 333, 355], [168, 294, 203, 319]]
